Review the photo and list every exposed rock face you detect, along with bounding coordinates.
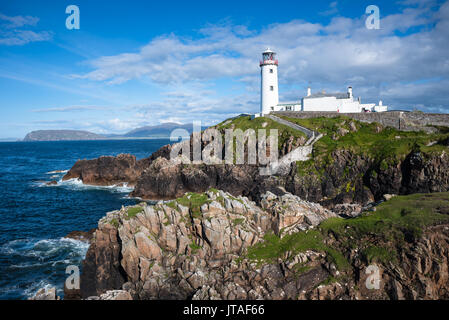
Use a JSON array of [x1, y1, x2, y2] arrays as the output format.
[[79, 190, 449, 300], [130, 158, 261, 200], [65, 229, 95, 243], [80, 221, 126, 298], [63, 129, 449, 207], [29, 287, 60, 300], [128, 148, 449, 209], [260, 191, 337, 235], [98, 290, 133, 300], [80, 191, 335, 299], [62, 154, 151, 186]]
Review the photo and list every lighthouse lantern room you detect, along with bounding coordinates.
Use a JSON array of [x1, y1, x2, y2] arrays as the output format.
[[260, 48, 279, 115]]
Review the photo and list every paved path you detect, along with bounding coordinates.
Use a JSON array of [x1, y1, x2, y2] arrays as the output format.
[[266, 114, 321, 146]]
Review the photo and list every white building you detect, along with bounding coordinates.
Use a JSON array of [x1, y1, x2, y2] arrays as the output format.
[[255, 49, 387, 116]]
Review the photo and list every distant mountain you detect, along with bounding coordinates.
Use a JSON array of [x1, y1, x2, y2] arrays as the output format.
[[123, 122, 207, 138], [22, 123, 208, 141], [23, 130, 104, 141]]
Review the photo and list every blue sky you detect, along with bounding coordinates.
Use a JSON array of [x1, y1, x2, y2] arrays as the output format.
[[0, 0, 448, 138]]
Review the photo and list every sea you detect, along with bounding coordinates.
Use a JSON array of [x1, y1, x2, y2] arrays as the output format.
[[0, 139, 171, 300]]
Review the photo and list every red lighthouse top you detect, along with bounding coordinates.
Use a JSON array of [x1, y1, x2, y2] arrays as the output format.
[[260, 48, 278, 67]]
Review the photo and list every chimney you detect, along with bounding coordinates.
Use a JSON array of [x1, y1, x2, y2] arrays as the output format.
[[307, 87, 311, 96], [348, 86, 353, 99]]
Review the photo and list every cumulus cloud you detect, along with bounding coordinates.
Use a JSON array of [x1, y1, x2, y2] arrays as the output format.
[[71, 0, 449, 116], [0, 12, 52, 46]]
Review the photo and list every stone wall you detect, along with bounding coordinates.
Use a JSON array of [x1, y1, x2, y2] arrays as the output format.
[[273, 111, 449, 132]]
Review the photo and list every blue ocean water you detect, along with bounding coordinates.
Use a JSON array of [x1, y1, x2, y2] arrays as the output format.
[[0, 139, 170, 300]]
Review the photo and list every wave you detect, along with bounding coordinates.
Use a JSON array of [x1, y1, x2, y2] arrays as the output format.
[[36, 178, 134, 193], [45, 170, 68, 175], [0, 237, 89, 260], [0, 237, 89, 299]]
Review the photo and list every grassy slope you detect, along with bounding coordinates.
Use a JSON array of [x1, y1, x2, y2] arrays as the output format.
[[246, 192, 449, 269], [214, 115, 307, 151], [279, 115, 449, 176]]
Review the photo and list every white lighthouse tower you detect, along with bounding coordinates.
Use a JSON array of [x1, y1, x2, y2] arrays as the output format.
[[260, 48, 279, 115]]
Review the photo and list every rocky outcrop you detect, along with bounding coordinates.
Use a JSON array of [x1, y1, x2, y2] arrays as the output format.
[[29, 287, 60, 300], [80, 190, 336, 299], [79, 190, 449, 300], [128, 148, 449, 208], [65, 229, 95, 243], [130, 157, 261, 200], [86, 290, 133, 300], [260, 191, 337, 235], [62, 154, 150, 186]]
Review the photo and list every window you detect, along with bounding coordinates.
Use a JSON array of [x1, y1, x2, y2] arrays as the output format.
[[270, 69, 273, 73], [271, 107, 274, 110], [270, 86, 274, 91]]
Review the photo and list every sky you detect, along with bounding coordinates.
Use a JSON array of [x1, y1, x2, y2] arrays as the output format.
[[0, 0, 448, 139]]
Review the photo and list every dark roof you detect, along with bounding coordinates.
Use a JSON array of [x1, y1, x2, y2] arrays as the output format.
[[303, 92, 349, 99]]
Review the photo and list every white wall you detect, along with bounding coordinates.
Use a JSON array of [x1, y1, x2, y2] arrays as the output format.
[[261, 64, 279, 114], [302, 97, 339, 111]]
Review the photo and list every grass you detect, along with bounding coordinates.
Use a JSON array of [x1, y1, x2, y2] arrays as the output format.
[[281, 115, 449, 165], [246, 230, 350, 270], [232, 218, 245, 226], [126, 207, 143, 219], [189, 241, 202, 253], [215, 115, 307, 152], [320, 192, 449, 240], [245, 192, 449, 270], [176, 192, 212, 219], [109, 218, 119, 228]]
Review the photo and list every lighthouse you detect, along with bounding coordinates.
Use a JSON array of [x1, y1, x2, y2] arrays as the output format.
[[260, 48, 279, 115]]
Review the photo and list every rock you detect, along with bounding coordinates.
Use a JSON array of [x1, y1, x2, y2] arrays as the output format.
[[261, 191, 337, 235], [383, 194, 397, 201], [337, 127, 350, 137], [99, 290, 133, 300], [46, 180, 58, 186], [29, 287, 59, 300], [65, 229, 95, 243], [62, 153, 152, 186], [349, 121, 357, 132], [333, 203, 363, 218], [77, 187, 449, 301]]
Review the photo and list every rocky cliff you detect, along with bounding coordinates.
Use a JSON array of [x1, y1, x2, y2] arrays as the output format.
[[79, 190, 449, 300], [62, 116, 449, 208]]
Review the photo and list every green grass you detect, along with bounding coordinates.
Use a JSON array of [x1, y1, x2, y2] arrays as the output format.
[[232, 218, 245, 226], [126, 207, 143, 219], [245, 192, 449, 271], [189, 241, 202, 253], [215, 115, 307, 152], [281, 116, 449, 164], [362, 246, 397, 264], [176, 192, 212, 219], [246, 230, 349, 270], [320, 192, 449, 240], [165, 201, 178, 211], [109, 218, 119, 228]]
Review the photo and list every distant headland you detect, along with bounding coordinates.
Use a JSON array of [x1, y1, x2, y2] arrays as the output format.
[[21, 122, 205, 141]]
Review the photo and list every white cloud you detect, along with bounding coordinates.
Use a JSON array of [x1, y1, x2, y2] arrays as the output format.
[[67, 0, 449, 122], [0, 12, 52, 46], [32, 106, 108, 113]]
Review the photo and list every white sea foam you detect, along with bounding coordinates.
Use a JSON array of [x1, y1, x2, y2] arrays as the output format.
[[36, 178, 134, 193], [1, 237, 90, 298], [1, 237, 89, 259], [45, 170, 68, 174]]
